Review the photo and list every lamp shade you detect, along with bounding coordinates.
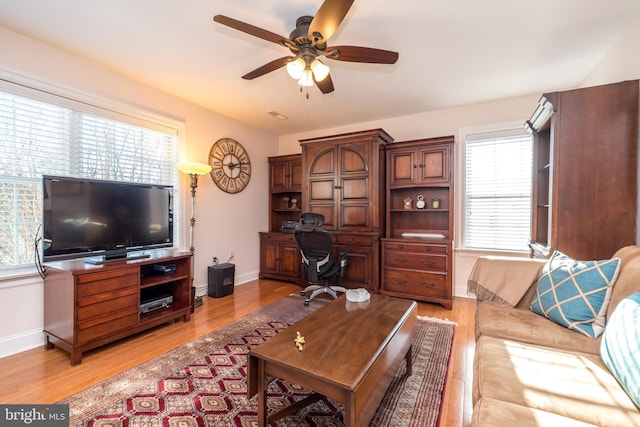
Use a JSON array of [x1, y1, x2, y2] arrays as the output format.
[[310, 59, 330, 82], [177, 161, 212, 176], [298, 69, 314, 87], [286, 58, 305, 80]]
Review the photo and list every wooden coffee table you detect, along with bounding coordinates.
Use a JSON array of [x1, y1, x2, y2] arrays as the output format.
[[247, 293, 417, 427]]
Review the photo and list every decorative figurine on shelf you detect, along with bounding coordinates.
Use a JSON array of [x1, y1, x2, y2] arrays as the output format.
[[416, 195, 426, 209], [290, 198, 298, 210], [294, 331, 305, 351], [282, 196, 290, 209], [431, 197, 441, 209], [403, 196, 413, 210]]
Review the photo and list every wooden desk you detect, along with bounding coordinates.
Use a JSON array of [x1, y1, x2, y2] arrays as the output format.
[[247, 294, 417, 426]]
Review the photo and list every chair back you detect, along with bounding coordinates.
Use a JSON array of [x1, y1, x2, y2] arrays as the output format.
[[294, 213, 334, 283]]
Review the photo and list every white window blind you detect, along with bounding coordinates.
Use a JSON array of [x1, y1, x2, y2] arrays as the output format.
[[464, 130, 533, 251], [0, 89, 179, 268]]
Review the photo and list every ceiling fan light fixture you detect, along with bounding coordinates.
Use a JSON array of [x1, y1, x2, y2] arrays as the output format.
[[298, 69, 314, 87], [286, 57, 305, 80], [310, 59, 330, 81]]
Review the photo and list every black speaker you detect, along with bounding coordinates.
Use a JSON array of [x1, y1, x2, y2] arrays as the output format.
[[208, 263, 235, 298]]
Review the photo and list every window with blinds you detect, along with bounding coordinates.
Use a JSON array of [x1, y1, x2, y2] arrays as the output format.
[[0, 89, 179, 268], [464, 129, 533, 252]]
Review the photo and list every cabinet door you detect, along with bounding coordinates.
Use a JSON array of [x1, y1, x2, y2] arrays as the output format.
[[305, 145, 338, 229], [336, 244, 377, 291], [270, 160, 290, 192], [337, 142, 373, 230], [289, 158, 303, 191], [418, 146, 450, 184], [388, 149, 417, 186], [260, 237, 281, 276], [280, 244, 301, 278]]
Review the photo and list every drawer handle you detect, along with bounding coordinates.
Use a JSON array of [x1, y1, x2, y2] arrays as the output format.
[[393, 278, 408, 285], [348, 239, 361, 244], [394, 257, 408, 263], [421, 259, 436, 266], [420, 281, 436, 288], [425, 247, 432, 252]]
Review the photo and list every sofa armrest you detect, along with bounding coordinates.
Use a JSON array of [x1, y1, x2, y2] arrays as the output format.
[[468, 256, 545, 307]]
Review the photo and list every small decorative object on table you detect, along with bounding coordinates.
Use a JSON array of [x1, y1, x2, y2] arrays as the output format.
[[403, 196, 413, 210], [431, 197, 441, 209], [416, 195, 426, 209], [294, 331, 305, 351], [282, 196, 290, 209], [290, 198, 298, 210]]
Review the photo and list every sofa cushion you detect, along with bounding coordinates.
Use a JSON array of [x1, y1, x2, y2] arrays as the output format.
[[472, 397, 596, 427], [607, 247, 640, 319], [601, 292, 640, 408], [530, 251, 620, 338], [474, 336, 640, 426], [475, 302, 602, 354]]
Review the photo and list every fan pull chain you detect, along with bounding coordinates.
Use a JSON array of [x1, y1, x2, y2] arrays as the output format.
[[299, 86, 311, 99]]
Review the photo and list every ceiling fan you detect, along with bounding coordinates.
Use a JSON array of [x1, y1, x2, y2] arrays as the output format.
[[213, 0, 399, 95]]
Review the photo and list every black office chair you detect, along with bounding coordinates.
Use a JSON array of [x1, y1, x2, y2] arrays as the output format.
[[294, 213, 349, 306]]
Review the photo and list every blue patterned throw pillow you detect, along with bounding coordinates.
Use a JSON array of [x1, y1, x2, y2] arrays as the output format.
[[601, 293, 640, 408], [530, 251, 620, 338]]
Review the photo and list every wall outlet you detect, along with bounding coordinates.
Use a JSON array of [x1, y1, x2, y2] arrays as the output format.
[[212, 256, 218, 265]]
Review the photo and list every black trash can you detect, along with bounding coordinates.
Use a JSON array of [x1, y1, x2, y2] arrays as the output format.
[[208, 263, 235, 298]]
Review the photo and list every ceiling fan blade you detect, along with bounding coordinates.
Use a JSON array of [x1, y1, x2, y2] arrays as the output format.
[[325, 45, 399, 64], [308, 0, 355, 46], [213, 15, 296, 49], [242, 56, 293, 80], [314, 73, 335, 94]]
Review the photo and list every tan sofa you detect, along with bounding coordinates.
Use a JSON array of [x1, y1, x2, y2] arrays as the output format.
[[471, 245, 640, 427]]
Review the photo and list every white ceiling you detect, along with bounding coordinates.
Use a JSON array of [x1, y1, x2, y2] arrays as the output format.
[[1, 0, 639, 135]]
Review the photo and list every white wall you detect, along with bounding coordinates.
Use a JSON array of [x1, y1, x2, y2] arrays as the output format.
[[0, 26, 278, 358]]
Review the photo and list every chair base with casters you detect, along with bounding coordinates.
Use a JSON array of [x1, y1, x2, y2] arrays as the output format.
[[300, 283, 348, 305], [295, 213, 350, 306]]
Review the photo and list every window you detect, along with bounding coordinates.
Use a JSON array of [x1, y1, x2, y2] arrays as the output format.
[[462, 127, 532, 252], [0, 84, 180, 269]]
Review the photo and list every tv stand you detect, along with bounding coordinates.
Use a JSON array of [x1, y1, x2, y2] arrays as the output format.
[[43, 248, 192, 365]]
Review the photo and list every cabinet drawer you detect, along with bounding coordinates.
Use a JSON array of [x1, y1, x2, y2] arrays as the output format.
[[77, 289, 139, 321], [383, 241, 448, 254], [261, 233, 296, 243], [77, 267, 139, 297], [77, 307, 139, 343], [385, 252, 446, 271], [335, 234, 374, 247], [383, 269, 448, 298]]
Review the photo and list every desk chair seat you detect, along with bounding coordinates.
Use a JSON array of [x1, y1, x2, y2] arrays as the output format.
[[295, 213, 349, 306]]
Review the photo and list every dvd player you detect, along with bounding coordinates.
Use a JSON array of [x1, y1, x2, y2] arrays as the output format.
[[140, 295, 173, 313]]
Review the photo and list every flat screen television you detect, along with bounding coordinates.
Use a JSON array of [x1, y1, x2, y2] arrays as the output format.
[[43, 175, 174, 262]]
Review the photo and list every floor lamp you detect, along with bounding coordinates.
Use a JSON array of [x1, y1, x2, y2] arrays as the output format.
[[177, 161, 212, 309]]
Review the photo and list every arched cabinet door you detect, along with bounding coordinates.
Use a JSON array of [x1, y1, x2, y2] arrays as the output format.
[[300, 129, 393, 292]]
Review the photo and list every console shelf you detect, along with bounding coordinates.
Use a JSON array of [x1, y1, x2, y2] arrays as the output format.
[[43, 249, 192, 365]]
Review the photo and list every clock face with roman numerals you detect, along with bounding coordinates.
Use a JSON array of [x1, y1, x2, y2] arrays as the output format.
[[208, 138, 251, 194]]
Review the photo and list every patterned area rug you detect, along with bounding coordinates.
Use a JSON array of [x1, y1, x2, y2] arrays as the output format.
[[61, 294, 455, 427]]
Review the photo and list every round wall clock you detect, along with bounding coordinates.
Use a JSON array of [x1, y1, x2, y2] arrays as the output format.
[[208, 138, 252, 194]]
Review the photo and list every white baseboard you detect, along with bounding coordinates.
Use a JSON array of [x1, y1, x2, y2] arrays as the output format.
[[0, 328, 43, 359]]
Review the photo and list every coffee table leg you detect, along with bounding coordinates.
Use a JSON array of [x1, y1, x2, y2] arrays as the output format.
[[256, 358, 267, 427], [405, 344, 413, 376]]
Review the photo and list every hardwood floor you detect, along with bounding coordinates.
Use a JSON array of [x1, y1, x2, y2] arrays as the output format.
[[0, 279, 476, 426]]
